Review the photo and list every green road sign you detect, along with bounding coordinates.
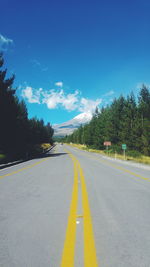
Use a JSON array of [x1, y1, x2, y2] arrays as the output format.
[[122, 144, 127, 150]]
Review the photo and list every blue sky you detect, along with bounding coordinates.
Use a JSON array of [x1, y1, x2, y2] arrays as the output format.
[[1, 0, 150, 124]]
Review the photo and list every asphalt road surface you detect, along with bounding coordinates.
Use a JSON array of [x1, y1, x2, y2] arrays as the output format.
[[0, 144, 150, 267]]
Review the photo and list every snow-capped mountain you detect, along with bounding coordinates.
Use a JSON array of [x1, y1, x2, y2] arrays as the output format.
[[53, 112, 92, 136]]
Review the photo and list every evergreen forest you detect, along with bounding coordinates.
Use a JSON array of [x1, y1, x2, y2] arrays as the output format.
[[63, 86, 150, 156], [0, 54, 54, 162]]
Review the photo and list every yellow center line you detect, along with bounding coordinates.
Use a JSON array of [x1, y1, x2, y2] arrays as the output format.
[[0, 158, 49, 179], [76, 158, 98, 267], [60, 154, 78, 267], [61, 149, 98, 266]]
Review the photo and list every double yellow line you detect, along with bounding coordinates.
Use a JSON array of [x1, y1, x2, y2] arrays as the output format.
[[61, 150, 98, 267]]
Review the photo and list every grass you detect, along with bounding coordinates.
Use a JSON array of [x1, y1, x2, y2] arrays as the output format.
[[67, 143, 150, 165]]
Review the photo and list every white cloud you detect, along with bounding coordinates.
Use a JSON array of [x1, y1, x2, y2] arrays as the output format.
[[21, 86, 102, 113], [61, 91, 79, 111], [42, 89, 63, 109], [0, 34, 13, 51], [22, 86, 41, 104], [42, 89, 79, 111], [103, 90, 115, 97], [79, 98, 102, 113], [55, 81, 63, 87]]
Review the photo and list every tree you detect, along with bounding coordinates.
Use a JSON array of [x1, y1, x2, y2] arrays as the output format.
[[0, 54, 54, 159], [137, 85, 150, 155], [65, 86, 150, 156]]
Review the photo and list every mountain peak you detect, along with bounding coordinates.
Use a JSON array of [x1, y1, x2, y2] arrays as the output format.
[[53, 112, 92, 136], [73, 112, 92, 122]]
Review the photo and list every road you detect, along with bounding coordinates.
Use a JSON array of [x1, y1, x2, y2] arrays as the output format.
[[0, 144, 150, 267]]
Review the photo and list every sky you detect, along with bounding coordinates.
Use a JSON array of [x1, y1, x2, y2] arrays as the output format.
[[1, 0, 150, 125]]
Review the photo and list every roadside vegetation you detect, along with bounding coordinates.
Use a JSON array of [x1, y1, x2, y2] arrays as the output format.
[[67, 143, 150, 165], [61, 85, 150, 164], [0, 53, 54, 163]]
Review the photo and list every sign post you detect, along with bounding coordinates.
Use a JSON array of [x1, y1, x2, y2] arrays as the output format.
[[104, 141, 111, 154], [122, 144, 127, 160]]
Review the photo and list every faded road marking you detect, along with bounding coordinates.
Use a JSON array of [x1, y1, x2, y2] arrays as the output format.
[[0, 158, 49, 179]]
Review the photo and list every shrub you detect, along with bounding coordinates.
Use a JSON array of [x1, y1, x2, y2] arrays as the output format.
[[127, 150, 142, 158]]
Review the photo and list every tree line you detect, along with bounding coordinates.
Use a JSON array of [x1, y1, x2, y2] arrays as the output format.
[[63, 86, 150, 156], [0, 53, 54, 160]]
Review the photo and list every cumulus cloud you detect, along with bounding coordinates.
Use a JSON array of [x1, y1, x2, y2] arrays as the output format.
[[42, 89, 64, 109], [42, 89, 78, 110], [61, 91, 79, 110], [79, 98, 102, 113], [55, 81, 63, 87], [21, 85, 102, 113], [0, 34, 13, 51], [22, 86, 41, 104]]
